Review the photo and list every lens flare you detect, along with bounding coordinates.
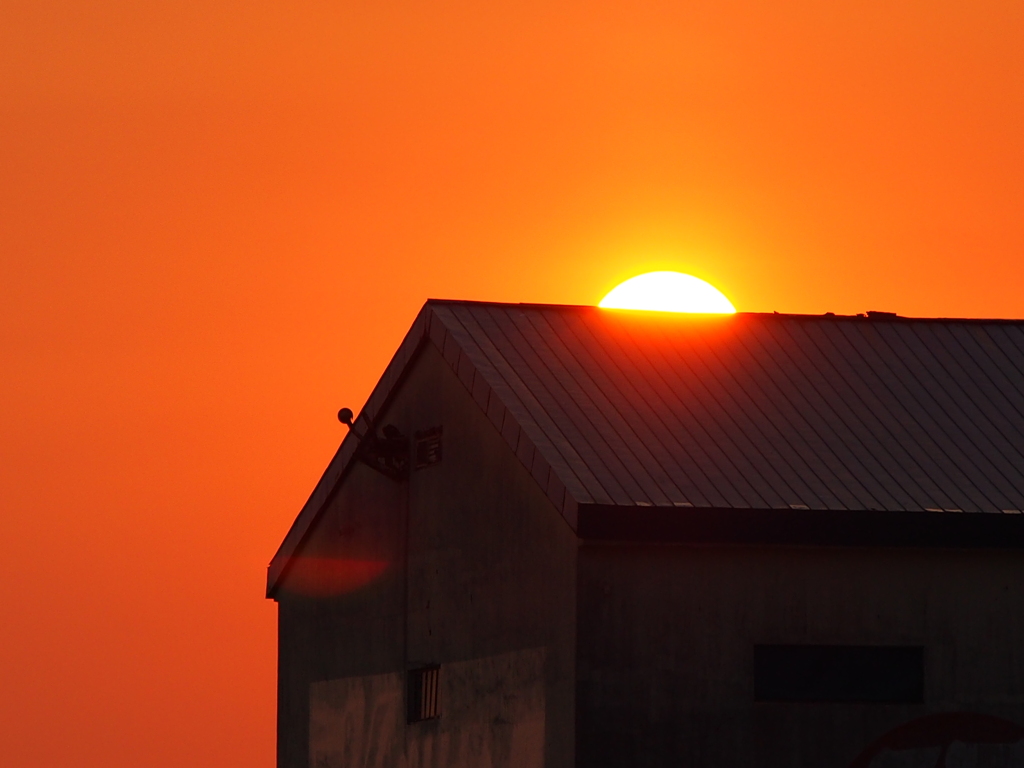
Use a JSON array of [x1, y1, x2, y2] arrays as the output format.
[[599, 271, 736, 314], [282, 557, 390, 597]]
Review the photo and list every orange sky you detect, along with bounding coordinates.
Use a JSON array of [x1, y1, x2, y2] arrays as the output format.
[[2, 1, 1024, 766]]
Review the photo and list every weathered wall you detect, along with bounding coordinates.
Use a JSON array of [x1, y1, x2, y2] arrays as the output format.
[[276, 448, 408, 768], [309, 649, 547, 768], [577, 544, 1024, 768], [276, 342, 577, 768]]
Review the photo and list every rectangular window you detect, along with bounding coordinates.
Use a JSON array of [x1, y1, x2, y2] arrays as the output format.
[[754, 645, 924, 703], [414, 427, 443, 469], [407, 665, 441, 722]]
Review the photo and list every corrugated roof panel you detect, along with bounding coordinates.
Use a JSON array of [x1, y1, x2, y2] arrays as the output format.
[[812, 320, 971, 510], [890, 323, 1023, 510], [980, 325, 1024, 389], [805, 319, 973, 510], [532, 307, 719, 508], [438, 304, 606, 504], [579, 312, 769, 508], [933, 324, 1024, 455], [536, 309, 712, 507], [957, 326, 1024, 510], [679, 323, 838, 509], [748, 320, 918, 510], [726, 324, 880, 510], [575, 315, 748, 508], [669, 321, 811, 508], [936, 325, 1024, 509], [686, 323, 851, 510], [496, 306, 674, 506], [872, 323, 1014, 501], [951, 326, 1024, 435], [568, 313, 746, 509], [475, 305, 643, 505], [616, 319, 772, 506], [447, 306, 1024, 516], [837, 322, 1001, 512]]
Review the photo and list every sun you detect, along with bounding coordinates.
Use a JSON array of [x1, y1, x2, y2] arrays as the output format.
[[599, 271, 736, 314]]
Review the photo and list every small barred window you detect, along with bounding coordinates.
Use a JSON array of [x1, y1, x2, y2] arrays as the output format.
[[407, 665, 441, 722]]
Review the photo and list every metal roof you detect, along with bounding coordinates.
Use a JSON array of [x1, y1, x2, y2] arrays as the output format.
[[268, 301, 1024, 594]]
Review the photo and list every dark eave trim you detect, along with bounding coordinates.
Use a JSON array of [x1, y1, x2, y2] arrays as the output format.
[[577, 504, 1024, 548]]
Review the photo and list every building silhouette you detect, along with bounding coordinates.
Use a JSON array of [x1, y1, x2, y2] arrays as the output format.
[[268, 301, 1024, 767]]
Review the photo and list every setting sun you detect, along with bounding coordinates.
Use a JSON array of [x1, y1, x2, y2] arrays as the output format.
[[599, 272, 737, 314]]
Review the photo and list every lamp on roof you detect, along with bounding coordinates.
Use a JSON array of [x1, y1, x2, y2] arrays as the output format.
[[337, 407, 409, 482]]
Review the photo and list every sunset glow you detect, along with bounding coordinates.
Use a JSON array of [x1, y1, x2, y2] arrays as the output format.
[[5, 0, 1024, 765], [599, 272, 737, 314]]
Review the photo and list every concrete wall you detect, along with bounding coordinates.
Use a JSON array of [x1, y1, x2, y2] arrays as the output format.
[[577, 544, 1024, 768], [276, 343, 577, 768]]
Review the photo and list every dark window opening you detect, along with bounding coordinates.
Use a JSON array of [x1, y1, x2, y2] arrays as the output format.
[[414, 427, 443, 469], [754, 645, 924, 703], [407, 665, 441, 722]]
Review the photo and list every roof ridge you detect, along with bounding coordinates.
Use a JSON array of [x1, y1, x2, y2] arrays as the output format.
[[426, 299, 1024, 323]]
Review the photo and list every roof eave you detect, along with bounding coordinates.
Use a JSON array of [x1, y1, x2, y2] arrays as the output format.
[[577, 504, 1024, 548]]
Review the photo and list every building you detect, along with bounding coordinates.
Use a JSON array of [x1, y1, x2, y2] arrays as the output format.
[[267, 300, 1024, 768]]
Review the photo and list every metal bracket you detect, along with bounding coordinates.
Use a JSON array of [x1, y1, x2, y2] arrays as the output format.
[[338, 408, 410, 482], [357, 424, 410, 481]]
